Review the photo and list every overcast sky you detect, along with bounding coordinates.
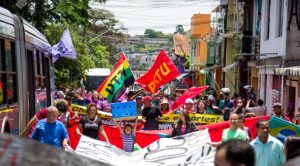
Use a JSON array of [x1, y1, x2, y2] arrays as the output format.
[[91, 0, 219, 35]]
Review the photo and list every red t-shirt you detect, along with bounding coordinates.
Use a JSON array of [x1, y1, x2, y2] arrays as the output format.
[[28, 108, 48, 137]]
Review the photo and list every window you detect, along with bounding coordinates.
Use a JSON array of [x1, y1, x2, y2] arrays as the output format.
[[277, 0, 284, 37], [0, 39, 17, 107], [265, 0, 271, 40]]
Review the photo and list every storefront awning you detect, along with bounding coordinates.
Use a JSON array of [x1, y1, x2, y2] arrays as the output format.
[[274, 67, 300, 77], [222, 63, 237, 72], [200, 65, 222, 75]]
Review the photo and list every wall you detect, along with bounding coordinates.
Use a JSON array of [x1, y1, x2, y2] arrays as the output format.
[[260, 0, 288, 57]]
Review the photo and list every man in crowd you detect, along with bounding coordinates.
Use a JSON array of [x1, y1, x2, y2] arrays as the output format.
[[250, 119, 285, 166], [220, 88, 234, 121], [31, 106, 69, 148], [142, 96, 162, 130], [272, 103, 291, 121], [245, 99, 266, 117], [21, 99, 68, 137], [214, 139, 255, 166], [184, 98, 195, 113], [136, 96, 144, 116]]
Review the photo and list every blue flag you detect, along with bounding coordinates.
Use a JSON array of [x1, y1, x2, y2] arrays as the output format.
[[51, 29, 77, 63]]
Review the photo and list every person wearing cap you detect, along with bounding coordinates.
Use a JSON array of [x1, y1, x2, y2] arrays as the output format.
[[184, 98, 195, 113], [142, 96, 162, 130], [272, 103, 291, 122], [160, 98, 170, 114]]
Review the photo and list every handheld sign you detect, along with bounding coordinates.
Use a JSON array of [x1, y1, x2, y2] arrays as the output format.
[[111, 101, 137, 121]]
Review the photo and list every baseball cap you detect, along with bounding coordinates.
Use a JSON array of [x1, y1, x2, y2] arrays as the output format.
[[185, 98, 194, 104], [161, 99, 169, 104], [143, 96, 152, 101], [273, 103, 282, 107], [136, 96, 143, 100]]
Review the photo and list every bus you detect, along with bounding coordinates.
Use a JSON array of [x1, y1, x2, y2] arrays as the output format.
[[84, 68, 110, 91], [0, 7, 54, 135]]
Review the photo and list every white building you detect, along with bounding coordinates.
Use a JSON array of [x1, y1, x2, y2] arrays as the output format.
[[258, 0, 300, 116]]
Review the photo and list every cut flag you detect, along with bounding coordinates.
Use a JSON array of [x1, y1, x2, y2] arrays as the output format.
[[136, 50, 180, 94], [269, 116, 300, 143], [97, 53, 135, 102], [51, 29, 77, 63]]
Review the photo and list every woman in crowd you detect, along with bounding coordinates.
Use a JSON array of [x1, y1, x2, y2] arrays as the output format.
[[169, 111, 198, 137], [205, 99, 221, 115], [76, 103, 109, 143], [86, 91, 104, 111], [284, 136, 300, 161], [197, 100, 206, 114], [160, 98, 170, 114], [238, 115, 252, 141], [233, 98, 246, 115]]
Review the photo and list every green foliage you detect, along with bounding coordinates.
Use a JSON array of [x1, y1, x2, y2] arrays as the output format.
[[0, 0, 106, 31], [144, 29, 171, 38], [175, 24, 185, 34], [43, 7, 125, 88]]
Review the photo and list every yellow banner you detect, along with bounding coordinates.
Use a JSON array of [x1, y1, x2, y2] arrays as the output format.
[[70, 104, 112, 119], [0, 108, 13, 113], [158, 113, 222, 124]]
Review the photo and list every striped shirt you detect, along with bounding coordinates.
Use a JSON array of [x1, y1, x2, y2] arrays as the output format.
[[121, 132, 135, 152]]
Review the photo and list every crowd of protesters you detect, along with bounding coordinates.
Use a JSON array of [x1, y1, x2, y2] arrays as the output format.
[[19, 84, 300, 165]]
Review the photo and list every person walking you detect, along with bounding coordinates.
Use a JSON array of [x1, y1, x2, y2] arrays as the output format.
[[31, 106, 69, 148], [76, 103, 109, 143], [250, 119, 285, 166]]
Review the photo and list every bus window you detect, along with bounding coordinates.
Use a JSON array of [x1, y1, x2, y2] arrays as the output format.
[[0, 39, 17, 107], [7, 74, 17, 104], [0, 39, 4, 71], [5, 40, 13, 72], [0, 74, 7, 107]]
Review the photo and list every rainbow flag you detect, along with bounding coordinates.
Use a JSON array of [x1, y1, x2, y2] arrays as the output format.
[[97, 53, 135, 102], [269, 116, 300, 143]]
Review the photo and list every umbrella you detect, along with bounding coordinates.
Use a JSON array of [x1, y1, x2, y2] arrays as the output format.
[[170, 86, 209, 112]]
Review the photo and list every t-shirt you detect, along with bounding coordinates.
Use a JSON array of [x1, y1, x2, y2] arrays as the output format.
[[121, 132, 135, 152], [79, 116, 102, 139], [142, 106, 162, 130], [248, 106, 266, 116], [31, 119, 68, 148], [222, 128, 246, 142]]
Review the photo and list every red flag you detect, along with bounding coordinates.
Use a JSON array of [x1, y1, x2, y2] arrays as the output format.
[[170, 86, 209, 112], [136, 50, 180, 94]]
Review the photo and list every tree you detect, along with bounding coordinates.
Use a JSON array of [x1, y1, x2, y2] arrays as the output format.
[[175, 24, 185, 34], [144, 29, 159, 38], [0, 0, 106, 31]]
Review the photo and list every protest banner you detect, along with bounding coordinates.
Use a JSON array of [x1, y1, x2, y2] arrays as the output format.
[[70, 104, 112, 119], [159, 113, 222, 124], [0, 133, 109, 166], [75, 129, 215, 166]]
